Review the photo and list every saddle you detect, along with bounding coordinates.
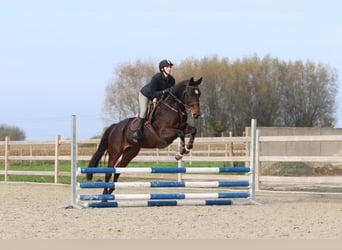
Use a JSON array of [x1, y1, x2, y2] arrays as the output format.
[[129, 98, 159, 131]]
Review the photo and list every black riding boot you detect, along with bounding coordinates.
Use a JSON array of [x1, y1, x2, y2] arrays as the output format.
[[132, 117, 145, 140]]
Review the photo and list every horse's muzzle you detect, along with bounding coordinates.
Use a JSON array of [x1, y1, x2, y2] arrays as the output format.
[[190, 104, 201, 119], [192, 112, 201, 119]]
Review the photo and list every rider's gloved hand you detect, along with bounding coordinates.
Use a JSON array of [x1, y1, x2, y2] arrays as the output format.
[[162, 88, 170, 95]]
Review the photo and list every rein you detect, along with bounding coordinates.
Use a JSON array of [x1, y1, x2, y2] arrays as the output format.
[[160, 99, 179, 113], [167, 85, 199, 110], [160, 92, 187, 115], [158, 82, 200, 117]]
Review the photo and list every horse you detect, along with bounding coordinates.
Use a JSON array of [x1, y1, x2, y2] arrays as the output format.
[[86, 77, 202, 195]]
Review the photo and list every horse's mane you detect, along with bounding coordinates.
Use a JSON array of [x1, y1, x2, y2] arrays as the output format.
[[176, 79, 189, 86], [171, 79, 188, 93]]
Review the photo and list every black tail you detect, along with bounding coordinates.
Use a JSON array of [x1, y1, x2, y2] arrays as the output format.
[[86, 123, 116, 181]]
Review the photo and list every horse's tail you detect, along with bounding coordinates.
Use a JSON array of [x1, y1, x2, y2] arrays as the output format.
[[86, 123, 116, 181]]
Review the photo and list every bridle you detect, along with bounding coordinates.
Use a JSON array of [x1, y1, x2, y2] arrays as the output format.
[[161, 84, 200, 113]]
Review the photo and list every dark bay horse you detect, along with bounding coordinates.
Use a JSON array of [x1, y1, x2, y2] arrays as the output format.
[[86, 77, 202, 195]]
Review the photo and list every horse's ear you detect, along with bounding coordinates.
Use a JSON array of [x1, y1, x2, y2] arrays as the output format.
[[189, 77, 202, 86], [196, 77, 203, 85]]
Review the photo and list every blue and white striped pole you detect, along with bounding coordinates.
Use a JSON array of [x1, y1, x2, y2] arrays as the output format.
[[78, 180, 249, 189], [86, 199, 233, 208], [78, 167, 251, 174], [79, 192, 250, 201]]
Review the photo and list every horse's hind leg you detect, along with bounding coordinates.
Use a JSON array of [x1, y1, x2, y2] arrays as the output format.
[[115, 147, 141, 170], [103, 152, 121, 195], [103, 147, 141, 196]]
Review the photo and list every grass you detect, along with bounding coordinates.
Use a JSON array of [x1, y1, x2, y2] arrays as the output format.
[[0, 160, 244, 184], [261, 162, 342, 176], [0, 161, 70, 183]]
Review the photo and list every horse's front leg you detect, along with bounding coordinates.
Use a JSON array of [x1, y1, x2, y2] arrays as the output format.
[[162, 129, 190, 160], [173, 130, 186, 160], [174, 125, 197, 160], [184, 124, 197, 153]]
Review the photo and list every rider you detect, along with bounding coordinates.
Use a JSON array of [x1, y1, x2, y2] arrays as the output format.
[[132, 59, 176, 140]]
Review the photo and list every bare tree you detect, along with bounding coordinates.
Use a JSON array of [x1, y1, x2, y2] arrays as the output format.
[[103, 60, 155, 123], [103, 56, 339, 135], [245, 55, 282, 126], [279, 61, 337, 127], [176, 56, 231, 136]]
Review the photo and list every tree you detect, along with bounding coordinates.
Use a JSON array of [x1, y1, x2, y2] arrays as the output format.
[[175, 56, 231, 136], [0, 124, 26, 140], [235, 55, 282, 130], [278, 61, 337, 127], [103, 56, 339, 136], [103, 60, 155, 123]]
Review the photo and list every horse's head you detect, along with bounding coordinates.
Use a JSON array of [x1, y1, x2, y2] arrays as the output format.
[[167, 77, 202, 118], [183, 77, 202, 118]]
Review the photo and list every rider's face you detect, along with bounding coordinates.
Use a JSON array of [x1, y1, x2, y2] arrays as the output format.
[[163, 66, 172, 75]]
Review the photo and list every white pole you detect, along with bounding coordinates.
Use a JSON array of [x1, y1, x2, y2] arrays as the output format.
[[247, 119, 261, 205], [250, 119, 256, 199], [4, 136, 9, 182], [71, 115, 77, 205], [62, 115, 83, 209]]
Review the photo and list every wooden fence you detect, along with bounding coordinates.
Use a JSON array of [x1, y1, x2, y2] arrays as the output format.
[[0, 136, 248, 183], [1, 134, 342, 192], [255, 133, 342, 191]]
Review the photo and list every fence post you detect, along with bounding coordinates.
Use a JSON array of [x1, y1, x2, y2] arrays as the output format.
[[4, 136, 10, 182], [228, 131, 233, 166], [54, 134, 61, 184], [245, 130, 250, 169], [177, 138, 183, 181], [30, 144, 33, 164]]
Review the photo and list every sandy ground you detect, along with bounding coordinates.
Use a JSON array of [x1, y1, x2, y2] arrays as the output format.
[[1, 182, 342, 239]]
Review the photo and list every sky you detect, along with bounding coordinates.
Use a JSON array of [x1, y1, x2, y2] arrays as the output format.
[[1, 0, 342, 140]]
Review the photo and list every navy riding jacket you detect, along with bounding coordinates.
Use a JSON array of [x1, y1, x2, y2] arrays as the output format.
[[140, 72, 175, 99]]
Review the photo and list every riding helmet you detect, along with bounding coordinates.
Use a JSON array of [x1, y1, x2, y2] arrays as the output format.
[[159, 59, 174, 71]]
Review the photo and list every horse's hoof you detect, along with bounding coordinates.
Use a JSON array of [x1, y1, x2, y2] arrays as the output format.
[[175, 153, 183, 160]]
